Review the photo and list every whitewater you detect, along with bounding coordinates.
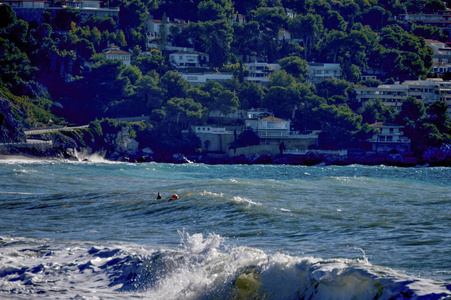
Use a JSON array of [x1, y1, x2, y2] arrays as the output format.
[[0, 157, 450, 299]]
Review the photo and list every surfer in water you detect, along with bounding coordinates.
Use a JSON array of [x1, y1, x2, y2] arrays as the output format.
[[157, 193, 162, 199]]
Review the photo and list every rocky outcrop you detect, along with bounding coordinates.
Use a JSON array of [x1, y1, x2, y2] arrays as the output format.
[[0, 96, 26, 143], [422, 144, 451, 166]]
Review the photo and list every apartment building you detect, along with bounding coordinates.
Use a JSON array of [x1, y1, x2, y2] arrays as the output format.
[[356, 79, 451, 112]]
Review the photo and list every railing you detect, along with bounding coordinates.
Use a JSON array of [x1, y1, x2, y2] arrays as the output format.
[[0, 140, 52, 147], [25, 125, 89, 135], [283, 149, 348, 156]]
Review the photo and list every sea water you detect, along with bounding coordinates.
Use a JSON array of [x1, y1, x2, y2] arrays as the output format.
[[0, 158, 450, 299]]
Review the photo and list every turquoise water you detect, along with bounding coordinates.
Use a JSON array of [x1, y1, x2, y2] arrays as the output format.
[[0, 158, 450, 299]]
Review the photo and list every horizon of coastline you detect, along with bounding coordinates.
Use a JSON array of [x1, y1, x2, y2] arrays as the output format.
[[0, 152, 442, 168]]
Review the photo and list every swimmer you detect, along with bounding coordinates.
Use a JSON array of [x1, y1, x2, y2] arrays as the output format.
[[157, 192, 162, 199]]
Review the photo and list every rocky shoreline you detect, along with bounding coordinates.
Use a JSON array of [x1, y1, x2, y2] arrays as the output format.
[[2, 120, 450, 167], [3, 142, 451, 168]]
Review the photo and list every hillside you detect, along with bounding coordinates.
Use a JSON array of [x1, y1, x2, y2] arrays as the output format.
[[0, 0, 450, 161]]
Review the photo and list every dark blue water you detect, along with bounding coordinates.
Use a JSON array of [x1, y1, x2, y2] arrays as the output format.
[[0, 158, 450, 299]]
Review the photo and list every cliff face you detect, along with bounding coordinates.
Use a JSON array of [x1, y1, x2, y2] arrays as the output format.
[[0, 95, 26, 143]]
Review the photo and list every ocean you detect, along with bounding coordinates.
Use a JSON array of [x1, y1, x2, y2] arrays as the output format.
[[0, 157, 450, 299]]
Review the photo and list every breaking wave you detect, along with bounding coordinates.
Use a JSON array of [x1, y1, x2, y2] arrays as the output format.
[[1, 233, 450, 300]]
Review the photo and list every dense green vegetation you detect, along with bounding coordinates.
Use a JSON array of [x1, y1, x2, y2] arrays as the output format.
[[1, 0, 451, 156]]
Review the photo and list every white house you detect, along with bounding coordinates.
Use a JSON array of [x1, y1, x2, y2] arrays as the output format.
[[243, 62, 280, 78], [368, 122, 411, 154], [245, 116, 291, 145], [102, 44, 132, 66], [181, 73, 232, 85], [355, 79, 451, 112], [145, 17, 188, 41], [169, 51, 209, 68], [0, 0, 48, 7], [247, 108, 273, 119], [66, 0, 100, 9], [424, 39, 451, 74], [307, 62, 342, 84]]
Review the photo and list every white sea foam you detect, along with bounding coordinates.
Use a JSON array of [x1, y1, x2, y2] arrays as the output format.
[[0, 235, 450, 299], [200, 191, 225, 198], [231, 196, 262, 207]]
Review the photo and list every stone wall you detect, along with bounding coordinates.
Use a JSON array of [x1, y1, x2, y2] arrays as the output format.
[[227, 144, 280, 157]]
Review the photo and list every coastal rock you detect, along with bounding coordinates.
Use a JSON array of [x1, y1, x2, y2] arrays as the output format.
[[0, 96, 26, 143], [422, 144, 451, 165], [115, 126, 139, 152], [142, 147, 153, 154], [386, 153, 404, 164]]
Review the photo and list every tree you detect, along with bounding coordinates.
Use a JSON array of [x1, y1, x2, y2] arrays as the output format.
[[361, 6, 387, 30], [135, 72, 164, 112], [268, 70, 296, 88], [315, 78, 354, 101], [158, 12, 168, 51], [198, 0, 234, 21], [0, 4, 16, 29], [288, 13, 323, 60], [323, 10, 346, 31], [0, 38, 36, 94], [263, 81, 312, 119], [315, 103, 373, 149], [395, 97, 425, 126], [187, 87, 211, 108], [425, 101, 451, 137], [379, 25, 433, 80], [281, 0, 307, 14], [412, 24, 446, 42], [253, 7, 287, 33], [79, 59, 133, 120], [360, 99, 394, 124], [119, 0, 147, 46], [278, 56, 309, 82], [159, 71, 190, 101], [136, 51, 168, 76], [424, 0, 446, 13], [238, 81, 264, 109], [216, 90, 240, 115], [339, 0, 361, 25], [317, 30, 347, 63], [185, 19, 233, 67], [231, 21, 259, 62], [164, 97, 206, 127]]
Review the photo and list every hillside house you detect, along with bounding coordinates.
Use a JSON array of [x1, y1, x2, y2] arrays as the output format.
[[355, 79, 451, 114], [102, 44, 132, 66], [66, 0, 100, 9], [169, 51, 209, 68], [243, 62, 280, 78], [0, 0, 47, 7], [245, 116, 290, 144], [368, 122, 411, 154], [2, 0, 119, 21], [192, 126, 236, 154], [308, 62, 342, 84], [146, 17, 188, 41], [398, 12, 451, 32], [425, 39, 451, 74]]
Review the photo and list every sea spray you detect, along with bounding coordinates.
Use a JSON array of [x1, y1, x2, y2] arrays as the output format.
[[1, 161, 450, 298]]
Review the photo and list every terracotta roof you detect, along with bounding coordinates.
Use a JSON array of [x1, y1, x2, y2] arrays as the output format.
[[425, 39, 444, 44], [369, 122, 401, 127], [261, 116, 286, 122], [104, 49, 131, 55]]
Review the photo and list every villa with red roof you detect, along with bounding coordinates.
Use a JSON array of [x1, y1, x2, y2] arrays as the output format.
[[102, 44, 132, 67]]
